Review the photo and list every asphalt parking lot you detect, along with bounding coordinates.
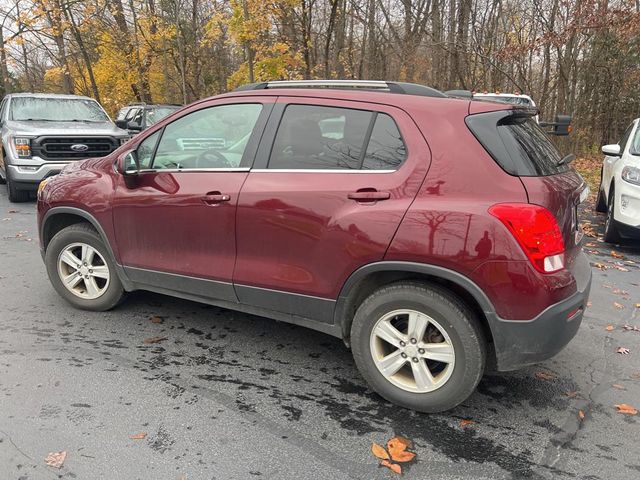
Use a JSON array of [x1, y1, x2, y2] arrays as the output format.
[[0, 190, 638, 480]]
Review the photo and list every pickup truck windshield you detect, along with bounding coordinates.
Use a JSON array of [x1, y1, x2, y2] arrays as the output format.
[[10, 97, 110, 122]]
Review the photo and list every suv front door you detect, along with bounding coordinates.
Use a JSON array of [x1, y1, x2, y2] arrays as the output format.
[[233, 98, 430, 320], [112, 98, 273, 302]]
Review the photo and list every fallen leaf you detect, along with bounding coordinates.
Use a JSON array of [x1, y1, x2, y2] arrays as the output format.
[[150, 316, 164, 324], [613, 289, 629, 296], [564, 390, 579, 398], [460, 419, 474, 428], [606, 325, 615, 331], [391, 450, 416, 462], [614, 302, 624, 310], [611, 251, 624, 259], [578, 410, 585, 420], [130, 432, 147, 440], [594, 263, 607, 270], [587, 302, 592, 308], [387, 436, 411, 454], [614, 265, 629, 272], [381, 459, 402, 474], [371, 443, 389, 460], [143, 336, 168, 344], [612, 384, 626, 390], [636, 304, 640, 309], [616, 347, 630, 355], [45, 451, 66, 469], [615, 404, 638, 415], [2, 218, 10, 221], [585, 242, 597, 247], [631, 372, 640, 380], [623, 324, 640, 332], [535, 371, 557, 381], [8, 209, 18, 213]]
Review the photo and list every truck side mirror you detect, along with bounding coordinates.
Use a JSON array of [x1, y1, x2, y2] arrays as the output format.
[[539, 114, 572, 136]]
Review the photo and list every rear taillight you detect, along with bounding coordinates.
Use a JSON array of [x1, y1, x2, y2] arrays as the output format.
[[489, 203, 565, 273]]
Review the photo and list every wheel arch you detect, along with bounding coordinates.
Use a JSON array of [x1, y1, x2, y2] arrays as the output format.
[[41, 207, 133, 290], [334, 262, 497, 362]]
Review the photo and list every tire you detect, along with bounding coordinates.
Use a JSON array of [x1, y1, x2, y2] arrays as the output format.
[[350, 281, 486, 413], [6, 168, 30, 202], [603, 186, 621, 244], [45, 223, 125, 311], [595, 170, 607, 213]]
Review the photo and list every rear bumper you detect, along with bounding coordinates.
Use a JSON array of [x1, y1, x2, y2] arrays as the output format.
[[490, 251, 592, 371]]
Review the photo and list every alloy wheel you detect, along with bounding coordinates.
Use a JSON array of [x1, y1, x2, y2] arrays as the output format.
[[57, 242, 110, 300], [369, 309, 455, 393]]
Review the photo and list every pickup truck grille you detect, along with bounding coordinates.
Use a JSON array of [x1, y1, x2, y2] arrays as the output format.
[[33, 137, 118, 161]]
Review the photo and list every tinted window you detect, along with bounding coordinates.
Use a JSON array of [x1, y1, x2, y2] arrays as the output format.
[[151, 103, 262, 170], [363, 114, 406, 170], [467, 111, 569, 176], [269, 105, 372, 170]]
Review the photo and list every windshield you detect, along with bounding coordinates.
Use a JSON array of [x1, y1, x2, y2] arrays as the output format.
[[476, 95, 533, 106], [10, 97, 110, 122], [630, 124, 640, 156], [144, 106, 180, 126]]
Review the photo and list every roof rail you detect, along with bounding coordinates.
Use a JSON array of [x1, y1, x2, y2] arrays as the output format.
[[234, 80, 447, 98], [444, 89, 473, 99]]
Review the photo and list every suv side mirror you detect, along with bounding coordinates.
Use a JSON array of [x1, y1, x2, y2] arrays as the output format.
[[118, 149, 140, 188], [127, 120, 143, 132], [601, 144, 621, 157], [115, 119, 128, 129]]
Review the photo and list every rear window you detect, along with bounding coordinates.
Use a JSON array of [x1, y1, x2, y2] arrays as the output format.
[[466, 111, 568, 176]]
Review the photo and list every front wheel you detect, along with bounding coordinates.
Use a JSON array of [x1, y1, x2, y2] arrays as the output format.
[[603, 186, 621, 244], [6, 168, 30, 202], [45, 223, 125, 311], [350, 282, 486, 413]]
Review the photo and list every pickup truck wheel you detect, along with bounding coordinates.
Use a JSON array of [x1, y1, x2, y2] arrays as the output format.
[[45, 223, 124, 311], [603, 187, 621, 243], [6, 169, 30, 202], [350, 282, 485, 413]]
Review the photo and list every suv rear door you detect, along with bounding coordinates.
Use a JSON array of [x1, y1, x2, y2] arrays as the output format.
[[233, 97, 430, 321]]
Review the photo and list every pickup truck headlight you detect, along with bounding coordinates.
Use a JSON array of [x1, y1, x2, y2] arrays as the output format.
[[13, 137, 32, 158], [621, 166, 640, 186]]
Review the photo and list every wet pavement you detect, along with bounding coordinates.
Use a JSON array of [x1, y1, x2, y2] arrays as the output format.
[[0, 190, 639, 480]]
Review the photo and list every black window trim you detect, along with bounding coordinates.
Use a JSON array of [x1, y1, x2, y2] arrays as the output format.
[[256, 102, 407, 173], [131, 101, 274, 173]]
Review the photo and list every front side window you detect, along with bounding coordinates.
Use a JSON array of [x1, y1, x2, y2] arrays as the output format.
[[268, 105, 407, 171], [150, 103, 262, 170], [145, 107, 180, 126], [619, 123, 634, 153], [10, 97, 109, 122], [629, 123, 640, 156]]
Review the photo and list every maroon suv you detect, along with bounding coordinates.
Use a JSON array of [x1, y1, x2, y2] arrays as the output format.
[[37, 80, 591, 412]]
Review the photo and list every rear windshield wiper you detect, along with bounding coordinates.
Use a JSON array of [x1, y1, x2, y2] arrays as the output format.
[[557, 153, 575, 166]]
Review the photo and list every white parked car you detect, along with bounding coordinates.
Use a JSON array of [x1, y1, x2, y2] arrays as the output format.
[[597, 118, 640, 242]]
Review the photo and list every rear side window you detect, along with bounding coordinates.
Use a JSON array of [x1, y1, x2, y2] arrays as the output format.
[[466, 112, 568, 176], [363, 114, 406, 170], [268, 105, 406, 171]]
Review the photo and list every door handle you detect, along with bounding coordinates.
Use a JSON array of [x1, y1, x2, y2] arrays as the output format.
[[201, 192, 231, 205], [348, 190, 391, 202]]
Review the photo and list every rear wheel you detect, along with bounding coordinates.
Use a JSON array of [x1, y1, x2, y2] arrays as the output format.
[[603, 186, 621, 243], [45, 223, 125, 311], [350, 282, 486, 413]]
